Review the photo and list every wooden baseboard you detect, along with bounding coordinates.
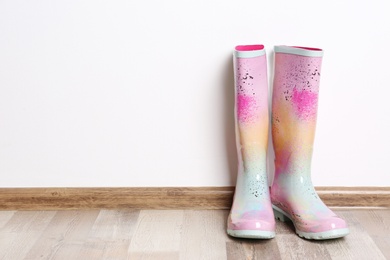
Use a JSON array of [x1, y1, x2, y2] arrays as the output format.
[[0, 186, 389, 210]]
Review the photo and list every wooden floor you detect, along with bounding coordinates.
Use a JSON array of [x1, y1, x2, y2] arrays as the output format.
[[0, 208, 389, 260]]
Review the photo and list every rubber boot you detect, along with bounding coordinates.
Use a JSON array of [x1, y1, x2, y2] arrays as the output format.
[[227, 44, 275, 239], [270, 45, 349, 240]]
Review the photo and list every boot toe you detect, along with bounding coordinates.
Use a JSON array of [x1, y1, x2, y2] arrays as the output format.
[[228, 211, 275, 232], [228, 219, 275, 232], [321, 216, 348, 232], [301, 216, 348, 233]]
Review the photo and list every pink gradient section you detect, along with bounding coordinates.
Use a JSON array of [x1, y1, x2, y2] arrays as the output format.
[[291, 88, 318, 120], [237, 94, 258, 123]]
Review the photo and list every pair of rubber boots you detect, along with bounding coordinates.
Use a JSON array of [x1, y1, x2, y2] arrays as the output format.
[[227, 45, 349, 240]]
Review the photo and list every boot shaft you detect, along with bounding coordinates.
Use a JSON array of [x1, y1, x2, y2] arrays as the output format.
[[272, 46, 324, 175], [270, 47, 350, 240], [234, 45, 269, 156], [232, 45, 271, 201]]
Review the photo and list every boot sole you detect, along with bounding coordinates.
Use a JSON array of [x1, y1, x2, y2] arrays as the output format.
[[227, 229, 275, 239], [272, 205, 350, 240]]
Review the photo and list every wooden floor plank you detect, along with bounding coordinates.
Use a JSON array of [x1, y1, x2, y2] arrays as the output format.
[[0, 210, 15, 229], [226, 239, 282, 260], [77, 241, 130, 260], [0, 211, 56, 260], [352, 209, 390, 259], [25, 210, 100, 260], [128, 210, 183, 260], [48, 210, 100, 260], [87, 209, 140, 241], [180, 210, 228, 259], [321, 209, 386, 260], [76, 209, 140, 260], [276, 233, 333, 260]]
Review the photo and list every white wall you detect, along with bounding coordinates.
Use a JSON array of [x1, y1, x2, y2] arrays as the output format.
[[1, 0, 389, 187]]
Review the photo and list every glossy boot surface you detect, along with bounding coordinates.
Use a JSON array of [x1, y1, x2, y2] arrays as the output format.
[[270, 46, 349, 240], [227, 45, 275, 239]]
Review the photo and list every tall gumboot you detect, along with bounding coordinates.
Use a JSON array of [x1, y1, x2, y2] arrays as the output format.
[[271, 45, 349, 240], [227, 44, 275, 239]]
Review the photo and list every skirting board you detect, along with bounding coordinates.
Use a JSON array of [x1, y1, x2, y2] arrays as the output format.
[[0, 186, 389, 210]]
